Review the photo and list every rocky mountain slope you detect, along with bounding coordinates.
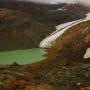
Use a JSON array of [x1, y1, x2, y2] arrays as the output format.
[[0, 1, 89, 51], [0, 1, 89, 24], [0, 17, 89, 90], [0, 9, 55, 51]]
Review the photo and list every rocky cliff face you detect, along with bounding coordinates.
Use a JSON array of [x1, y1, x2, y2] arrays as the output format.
[[0, 9, 55, 51], [47, 20, 90, 60]]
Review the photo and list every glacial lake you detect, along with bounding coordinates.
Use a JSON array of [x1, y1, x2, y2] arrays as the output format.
[[0, 48, 46, 64]]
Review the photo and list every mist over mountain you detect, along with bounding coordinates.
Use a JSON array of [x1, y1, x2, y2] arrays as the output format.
[[0, 0, 90, 6], [14, 0, 90, 6]]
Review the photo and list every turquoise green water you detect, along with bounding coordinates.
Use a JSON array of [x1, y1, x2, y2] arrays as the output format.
[[0, 48, 46, 64]]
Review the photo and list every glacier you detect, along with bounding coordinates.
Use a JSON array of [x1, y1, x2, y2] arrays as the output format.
[[39, 13, 90, 48]]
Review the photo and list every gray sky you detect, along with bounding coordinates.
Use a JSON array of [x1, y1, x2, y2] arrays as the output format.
[[1, 0, 90, 5], [18, 0, 90, 6], [18, 0, 75, 4]]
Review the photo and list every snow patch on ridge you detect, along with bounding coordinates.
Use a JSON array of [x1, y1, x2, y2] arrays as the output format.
[[84, 48, 90, 59], [56, 7, 66, 11], [39, 13, 90, 48]]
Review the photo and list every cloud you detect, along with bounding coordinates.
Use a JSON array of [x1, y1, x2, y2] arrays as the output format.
[[18, 0, 90, 6], [77, 0, 90, 6], [18, 0, 75, 4]]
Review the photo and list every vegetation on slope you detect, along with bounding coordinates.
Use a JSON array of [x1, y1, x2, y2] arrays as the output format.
[[0, 9, 55, 51]]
